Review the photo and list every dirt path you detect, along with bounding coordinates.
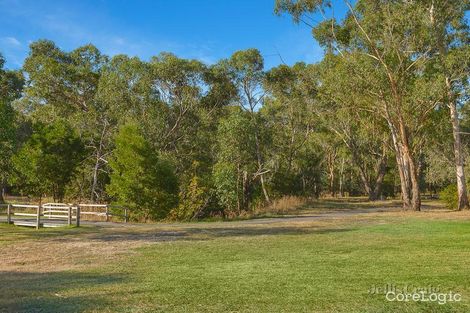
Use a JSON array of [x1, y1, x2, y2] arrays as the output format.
[[0, 201, 438, 229]]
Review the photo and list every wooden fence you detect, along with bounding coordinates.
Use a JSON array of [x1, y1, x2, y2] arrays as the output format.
[[0, 203, 128, 229]]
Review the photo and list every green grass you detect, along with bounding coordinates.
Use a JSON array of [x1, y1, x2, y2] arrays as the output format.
[[2, 218, 470, 312], [114, 220, 470, 313]]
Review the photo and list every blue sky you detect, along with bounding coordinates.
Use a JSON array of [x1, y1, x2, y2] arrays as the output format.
[[0, 0, 349, 69]]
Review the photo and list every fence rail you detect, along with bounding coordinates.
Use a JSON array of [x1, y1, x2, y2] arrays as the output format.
[[0, 203, 129, 229]]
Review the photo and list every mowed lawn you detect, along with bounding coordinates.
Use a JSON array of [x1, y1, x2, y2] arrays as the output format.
[[1, 201, 470, 312]]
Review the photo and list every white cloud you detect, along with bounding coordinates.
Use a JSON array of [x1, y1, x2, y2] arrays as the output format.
[[1, 36, 21, 47]]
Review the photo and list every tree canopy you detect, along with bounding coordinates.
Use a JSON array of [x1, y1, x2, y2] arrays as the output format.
[[0, 0, 468, 217]]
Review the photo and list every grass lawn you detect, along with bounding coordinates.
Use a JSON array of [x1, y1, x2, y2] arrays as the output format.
[[1, 200, 470, 312]]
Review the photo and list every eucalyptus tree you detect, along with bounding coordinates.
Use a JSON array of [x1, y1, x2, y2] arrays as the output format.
[[213, 107, 261, 213], [0, 99, 16, 202], [93, 54, 157, 200], [220, 49, 271, 203], [149, 53, 206, 153], [263, 62, 323, 197], [21, 40, 110, 201], [314, 55, 391, 200], [424, 0, 470, 209], [0, 54, 23, 202], [276, 0, 444, 210]]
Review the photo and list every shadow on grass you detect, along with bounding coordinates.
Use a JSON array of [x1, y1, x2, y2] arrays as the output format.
[[0, 271, 124, 313], [88, 225, 355, 243]]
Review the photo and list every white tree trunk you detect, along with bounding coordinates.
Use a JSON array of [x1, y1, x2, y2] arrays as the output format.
[[448, 78, 469, 210]]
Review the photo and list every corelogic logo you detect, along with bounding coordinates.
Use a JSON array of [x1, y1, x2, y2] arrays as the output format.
[[368, 284, 462, 305]]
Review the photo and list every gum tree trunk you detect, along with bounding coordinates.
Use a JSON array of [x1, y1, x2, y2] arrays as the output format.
[[399, 120, 420, 211], [429, 4, 470, 210], [386, 118, 411, 208], [448, 82, 469, 210], [371, 153, 387, 200]]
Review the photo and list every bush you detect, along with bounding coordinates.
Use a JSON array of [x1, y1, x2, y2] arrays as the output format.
[[107, 123, 178, 221], [11, 121, 85, 201], [439, 185, 458, 210], [169, 172, 209, 221], [213, 161, 239, 213]]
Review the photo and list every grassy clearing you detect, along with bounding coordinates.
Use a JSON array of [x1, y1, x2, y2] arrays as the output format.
[[1, 200, 470, 312]]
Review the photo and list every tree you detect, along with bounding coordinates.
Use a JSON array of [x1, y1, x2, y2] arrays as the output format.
[[314, 55, 391, 200], [221, 49, 271, 203], [263, 63, 323, 197], [107, 123, 178, 221], [11, 121, 85, 201], [0, 99, 16, 203], [213, 108, 262, 213], [276, 0, 443, 210], [21, 40, 111, 201], [0, 53, 23, 202], [169, 161, 212, 221], [426, 0, 470, 210]]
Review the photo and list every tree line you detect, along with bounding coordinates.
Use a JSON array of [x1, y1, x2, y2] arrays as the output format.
[[0, 0, 468, 220]]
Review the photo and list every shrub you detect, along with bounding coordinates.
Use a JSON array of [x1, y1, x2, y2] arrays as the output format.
[[213, 161, 239, 213], [107, 123, 178, 221], [11, 121, 85, 201], [169, 172, 209, 221], [439, 185, 458, 210]]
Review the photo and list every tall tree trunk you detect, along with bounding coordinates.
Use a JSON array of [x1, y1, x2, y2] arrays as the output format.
[[447, 78, 469, 210], [260, 174, 270, 203], [90, 157, 100, 202], [339, 157, 345, 197], [328, 165, 335, 197], [254, 127, 270, 203], [345, 140, 386, 201], [429, 3, 469, 210], [371, 154, 387, 200], [396, 153, 411, 208], [407, 153, 421, 211], [326, 149, 337, 197], [357, 166, 373, 200], [90, 121, 109, 202], [386, 118, 411, 208], [399, 120, 421, 211]]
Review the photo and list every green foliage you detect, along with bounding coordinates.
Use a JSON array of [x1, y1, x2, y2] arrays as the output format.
[[439, 185, 459, 210], [169, 162, 211, 221], [263, 62, 324, 197], [0, 55, 23, 202], [213, 161, 240, 213], [11, 121, 85, 201], [4, 10, 469, 216], [274, 0, 327, 22], [107, 123, 178, 220], [0, 100, 17, 190], [213, 108, 261, 213]]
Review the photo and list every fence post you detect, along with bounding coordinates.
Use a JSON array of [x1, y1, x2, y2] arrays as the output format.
[[36, 204, 41, 229], [7, 204, 11, 224], [68, 206, 72, 226], [124, 208, 128, 223], [76, 205, 80, 227], [106, 205, 110, 222]]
